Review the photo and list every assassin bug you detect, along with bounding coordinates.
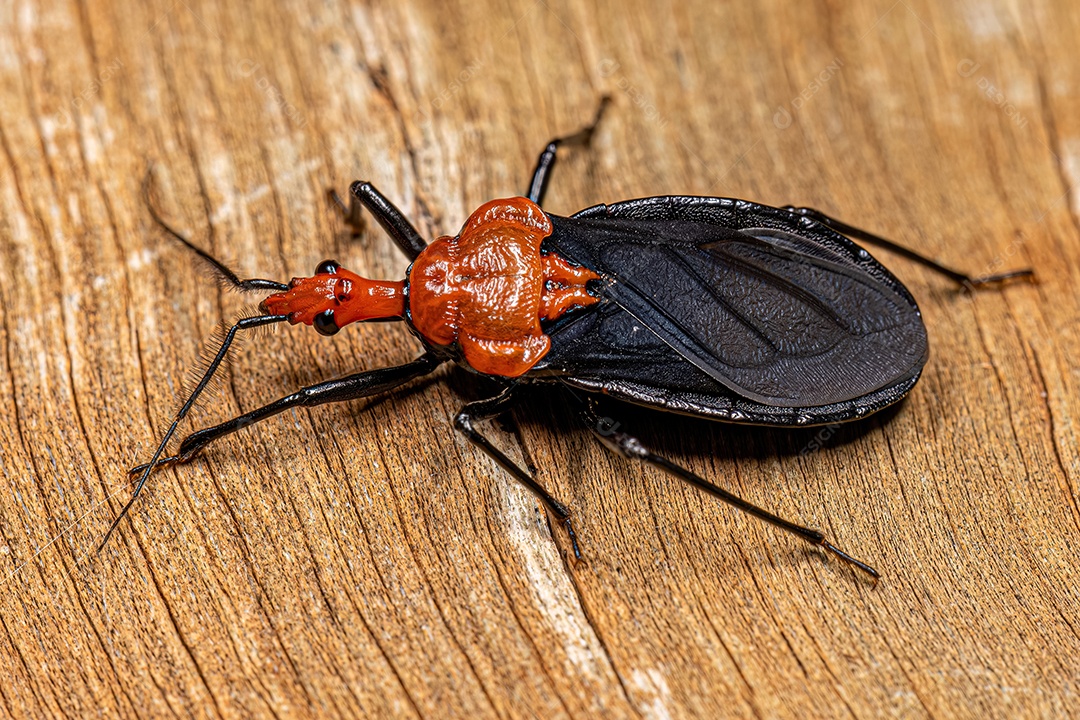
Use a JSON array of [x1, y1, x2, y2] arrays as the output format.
[[104, 104, 1031, 581]]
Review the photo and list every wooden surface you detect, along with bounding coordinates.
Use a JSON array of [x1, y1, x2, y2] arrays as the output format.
[[1, 1, 1078, 717]]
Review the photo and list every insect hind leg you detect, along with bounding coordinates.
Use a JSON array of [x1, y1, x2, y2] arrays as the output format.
[[576, 397, 880, 583], [784, 205, 1034, 288]]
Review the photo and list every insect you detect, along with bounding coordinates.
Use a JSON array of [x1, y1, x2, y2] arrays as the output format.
[[104, 105, 1031, 582]]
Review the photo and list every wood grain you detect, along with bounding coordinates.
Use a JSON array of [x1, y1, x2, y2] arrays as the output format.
[[1, 1, 1078, 717]]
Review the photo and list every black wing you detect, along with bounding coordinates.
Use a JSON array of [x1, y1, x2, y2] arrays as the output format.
[[539, 196, 928, 410]]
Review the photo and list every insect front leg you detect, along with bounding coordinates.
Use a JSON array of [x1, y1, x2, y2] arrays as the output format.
[[128, 353, 443, 479], [101, 353, 442, 553], [326, 187, 366, 235], [783, 205, 1034, 287], [454, 386, 582, 558], [326, 181, 428, 261], [576, 398, 881, 583]]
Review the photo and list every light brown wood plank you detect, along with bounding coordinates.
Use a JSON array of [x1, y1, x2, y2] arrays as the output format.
[[1, 0, 1077, 717]]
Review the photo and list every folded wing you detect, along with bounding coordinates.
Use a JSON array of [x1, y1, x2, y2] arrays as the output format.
[[549, 204, 928, 408]]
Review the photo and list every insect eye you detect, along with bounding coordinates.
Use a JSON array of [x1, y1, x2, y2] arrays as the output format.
[[316, 259, 340, 275], [314, 309, 339, 336]]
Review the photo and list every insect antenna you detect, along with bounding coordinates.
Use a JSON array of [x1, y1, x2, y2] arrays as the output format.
[[174, 307, 278, 420], [142, 166, 287, 293], [98, 311, 287, 553]]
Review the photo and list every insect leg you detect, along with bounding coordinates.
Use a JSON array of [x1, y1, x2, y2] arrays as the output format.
[[326, 187, 366, 235], [105, 353, 443, 551], [129, 352, 443, 477], [332, 181, 429, 261], [783, 205, 1034, 288], [526, 96, 611, 206], [577, 399, 880, 583], [454, 387, 582, 558]]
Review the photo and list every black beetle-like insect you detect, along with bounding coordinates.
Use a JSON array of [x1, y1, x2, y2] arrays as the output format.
[[107, 105, 1031, 581]]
